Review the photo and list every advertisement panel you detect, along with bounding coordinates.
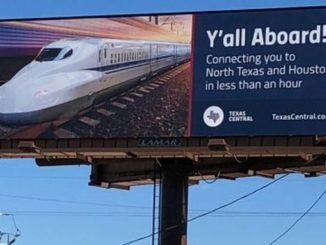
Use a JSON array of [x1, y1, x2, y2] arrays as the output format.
[[0, 7, 325, 139], [191, 7, 326, 137]]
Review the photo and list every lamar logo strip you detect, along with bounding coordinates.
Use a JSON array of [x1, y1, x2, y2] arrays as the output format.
[[138, 138, 181, 147]]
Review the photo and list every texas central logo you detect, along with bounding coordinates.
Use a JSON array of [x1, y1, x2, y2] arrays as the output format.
[[203, 106, 224, 127]]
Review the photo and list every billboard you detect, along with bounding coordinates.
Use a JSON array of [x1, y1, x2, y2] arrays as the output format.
[[0, 7, 326, 139]]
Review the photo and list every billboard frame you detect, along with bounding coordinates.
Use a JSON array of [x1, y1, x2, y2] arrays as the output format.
[[0, 5, 325, 182]]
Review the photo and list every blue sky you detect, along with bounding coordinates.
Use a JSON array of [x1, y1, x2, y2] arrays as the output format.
[[1, 0, 326, 245], [0, 0, 326, 19]]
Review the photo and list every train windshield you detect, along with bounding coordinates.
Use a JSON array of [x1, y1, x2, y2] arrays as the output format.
[[35, 47, 73, 62], [35, 48, 62, 62]]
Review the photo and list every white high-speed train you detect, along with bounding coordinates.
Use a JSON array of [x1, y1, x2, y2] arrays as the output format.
[[0, 38, 191, 124]]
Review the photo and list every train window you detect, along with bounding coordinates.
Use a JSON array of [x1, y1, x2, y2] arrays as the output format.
[[114, 53, 118, 64], [104, 48, 107, 59], [63, 49, 73, 59], [35, 48, 62, 62], [110, 53, 114, 64]]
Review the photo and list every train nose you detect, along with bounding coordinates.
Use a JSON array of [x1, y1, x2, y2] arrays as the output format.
[[0, 90, 13, 112], [0, 88, 33, 125], [0, 96, 35, 125], [0, 95, 18, 124]]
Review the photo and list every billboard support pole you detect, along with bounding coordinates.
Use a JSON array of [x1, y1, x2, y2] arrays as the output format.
[[159, 159, 192, 245]]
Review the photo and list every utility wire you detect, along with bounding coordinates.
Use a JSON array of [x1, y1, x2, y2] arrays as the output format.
[[8, 214, 20, 236], [190, 174, 290, 223], [197, 170, 220, 184], [267, 187, 326, 245], [0, 175, 84, 180], [0, 192, 149, 209], [1, 174, 326, 182], [121, 173, 290, 245], [3, 210, 326, 218]]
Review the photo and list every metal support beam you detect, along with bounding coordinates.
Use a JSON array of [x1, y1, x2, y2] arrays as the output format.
[[159, 159, 192, 245]]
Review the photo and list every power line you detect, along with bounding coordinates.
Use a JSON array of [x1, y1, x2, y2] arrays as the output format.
[[0, 175, 324, 181], [267, 187, 326, 245], [189, 174, 289, 222], [0, 175, 84, 180], [0, 192, 149, 210], [0, 172, 325, 182], [120, 173, 290, 245], [2, 210, 326, 218]]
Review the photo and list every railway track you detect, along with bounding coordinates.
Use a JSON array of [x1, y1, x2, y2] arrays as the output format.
[[5, 62, 190, 139]]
